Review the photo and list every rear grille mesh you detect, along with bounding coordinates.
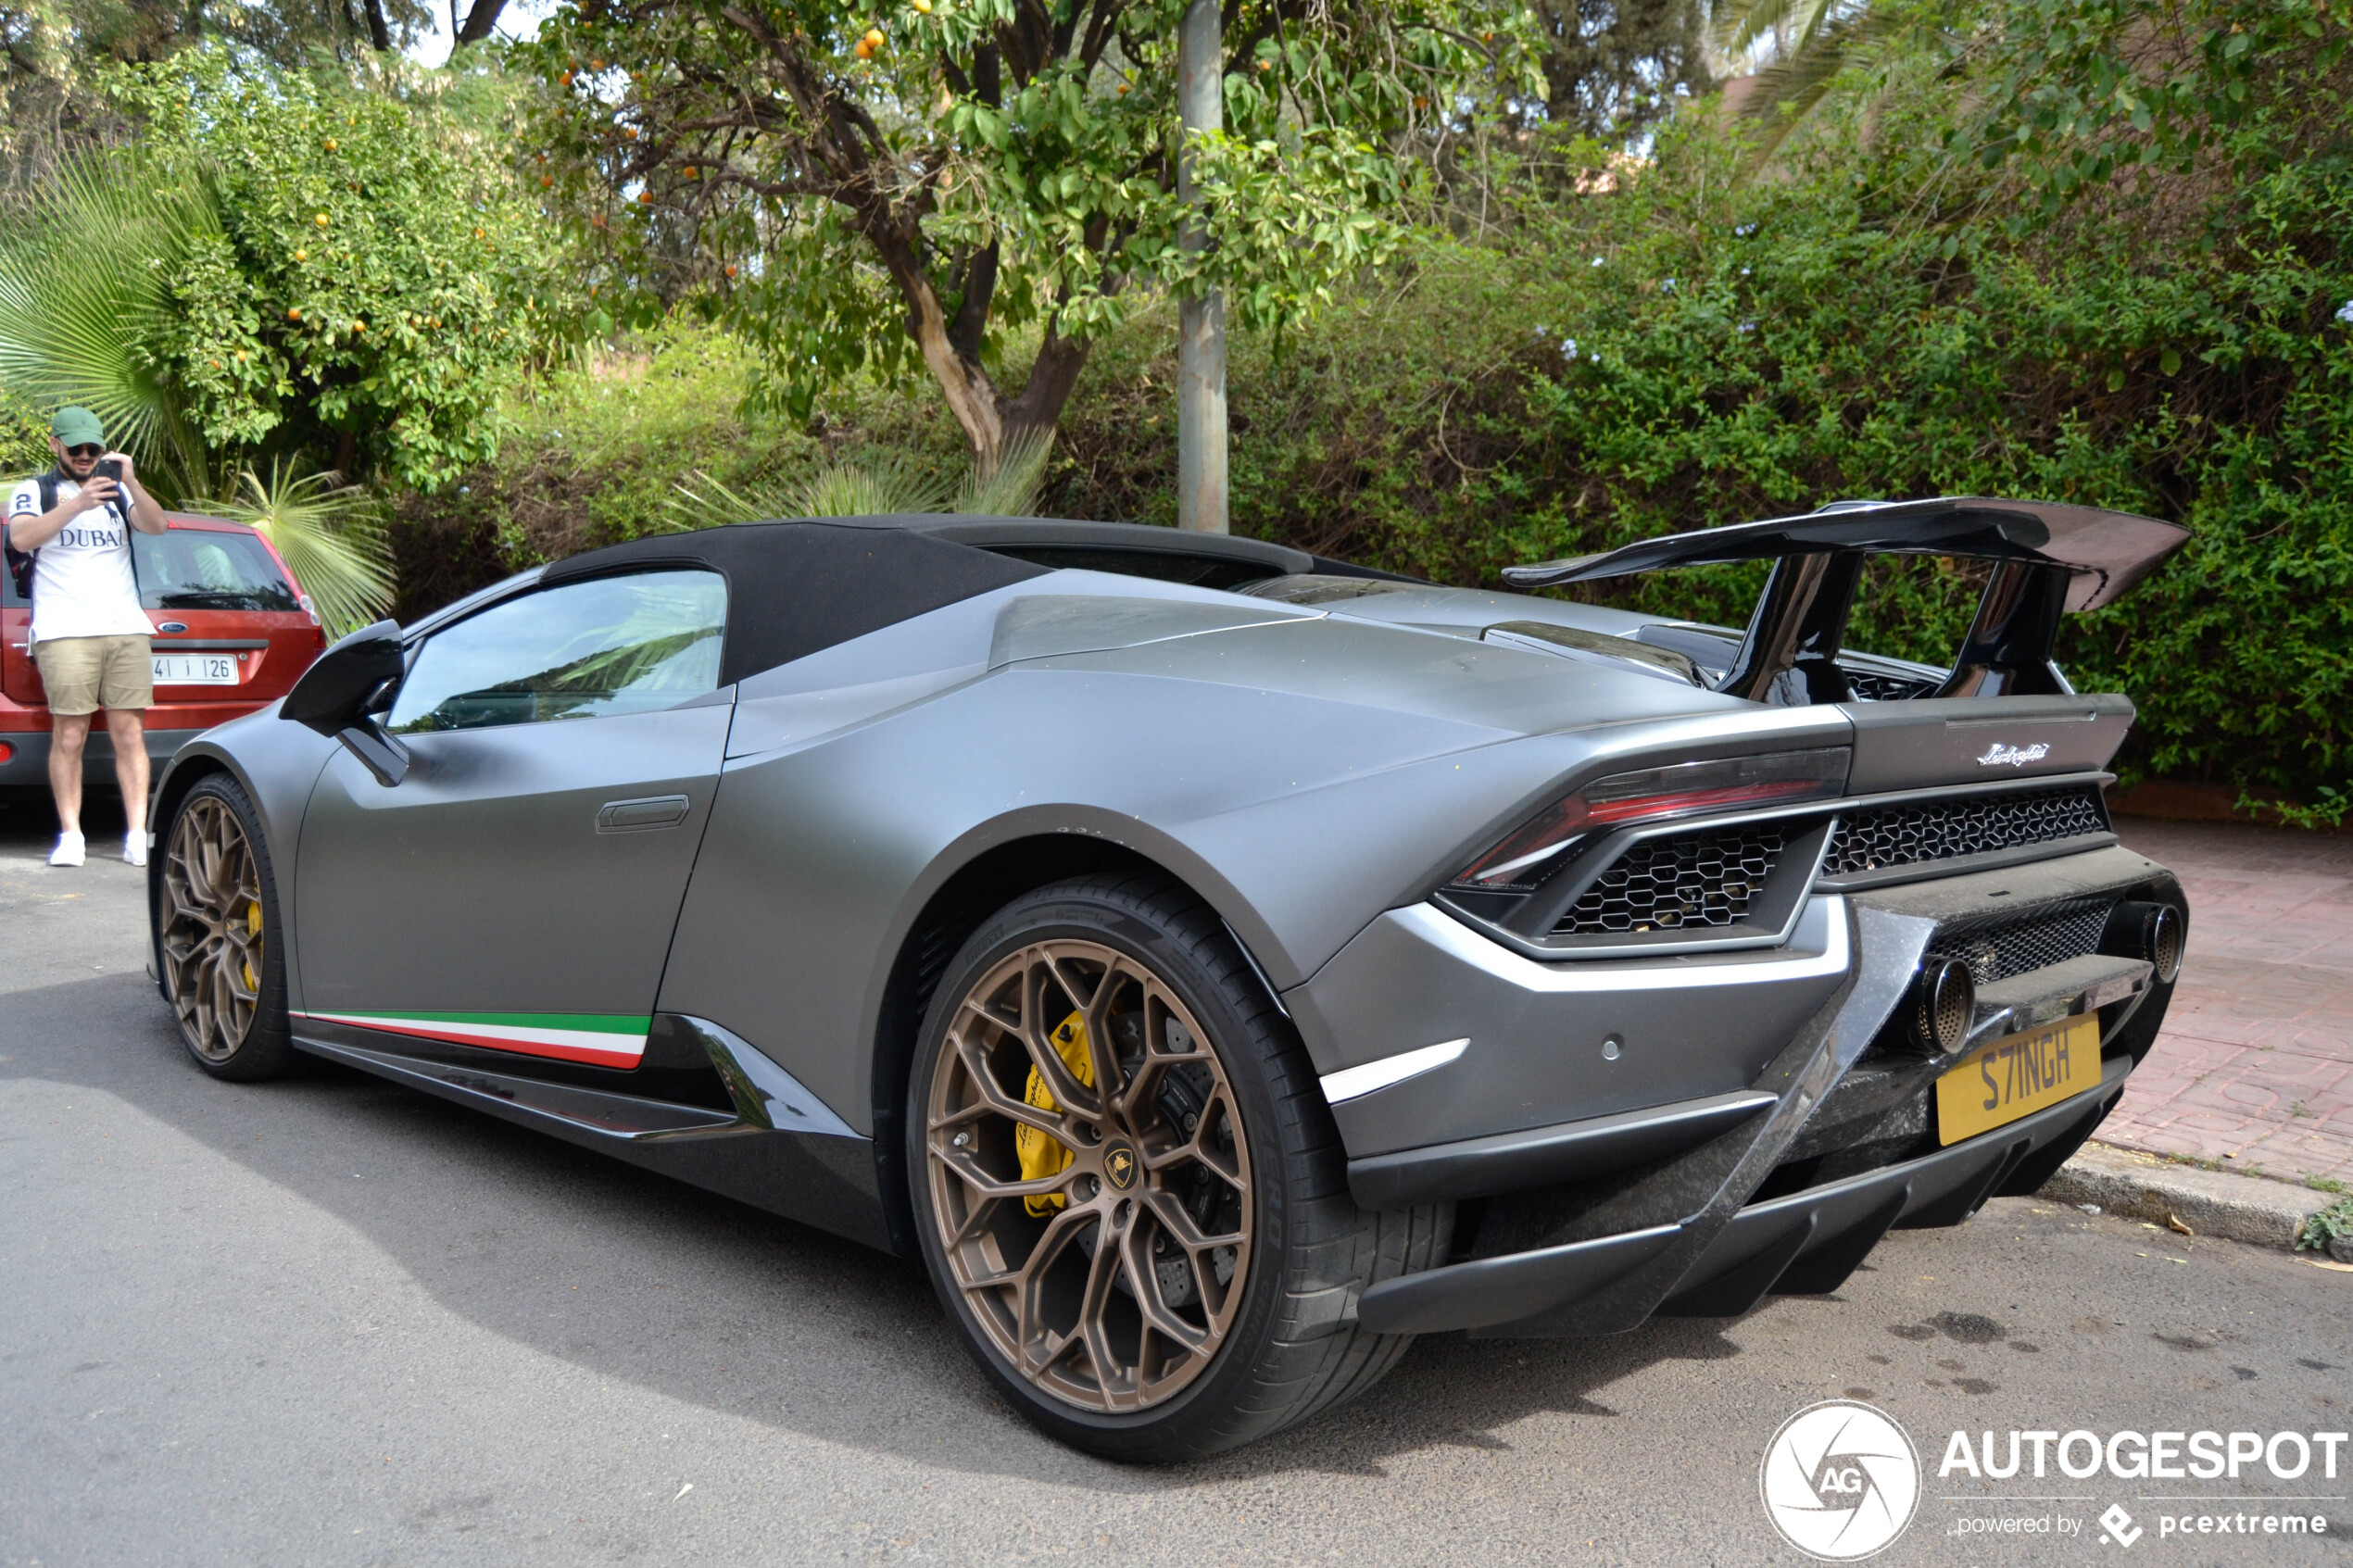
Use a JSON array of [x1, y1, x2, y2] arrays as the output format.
[[1554, 826, 1786, 936], [1823, 786, 2108, 877], [1931, 897, 2116, 984]]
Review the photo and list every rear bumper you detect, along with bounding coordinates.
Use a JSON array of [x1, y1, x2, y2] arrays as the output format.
[[1357, 1054, 2128, 1335], [0, 727, 204, 788], [1305, 843, 2183, 1339]]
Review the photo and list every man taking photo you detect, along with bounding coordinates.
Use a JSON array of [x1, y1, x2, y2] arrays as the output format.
[[6, 407, 167, 868]]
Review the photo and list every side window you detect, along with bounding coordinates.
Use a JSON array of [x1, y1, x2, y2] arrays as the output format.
[[385, 570, 726, 734]]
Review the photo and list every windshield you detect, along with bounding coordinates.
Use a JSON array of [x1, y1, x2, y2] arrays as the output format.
[[134, 529, 299, 612]]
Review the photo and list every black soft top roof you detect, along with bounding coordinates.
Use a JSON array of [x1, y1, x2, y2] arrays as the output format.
[[541, 518, 1045, 686], [535, 514, 1417, 686]]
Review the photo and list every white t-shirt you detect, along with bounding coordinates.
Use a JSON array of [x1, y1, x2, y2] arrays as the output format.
[[6, 476, 155, 646]]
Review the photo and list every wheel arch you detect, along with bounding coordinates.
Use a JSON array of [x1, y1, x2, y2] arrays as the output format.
[[866, 824, 1285, 1258]]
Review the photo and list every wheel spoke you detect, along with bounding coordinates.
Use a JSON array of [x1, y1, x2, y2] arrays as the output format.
[[1075, 1222, 1131, 1410], [943, 1035, 1071, 1141], [1048, 947, 1127, 1105], [1118, 1215, 1210, 1354], [934, 1142, 1075, 1204], [1016, 954, 1099, 1118], [1009, 1205, 1096, 1372]]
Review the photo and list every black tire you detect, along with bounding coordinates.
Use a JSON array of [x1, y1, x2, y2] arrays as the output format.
[[157, 772, 299, 1081], [905, 872, 1450, 1461]]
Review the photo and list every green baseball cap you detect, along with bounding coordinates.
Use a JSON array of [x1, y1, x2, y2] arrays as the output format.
[[49, 407, 105, 447]]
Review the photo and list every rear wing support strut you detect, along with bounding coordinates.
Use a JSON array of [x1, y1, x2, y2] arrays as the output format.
[[1503, 497, 2188, 707]]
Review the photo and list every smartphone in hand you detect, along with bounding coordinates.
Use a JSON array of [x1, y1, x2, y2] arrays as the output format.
[[94, 458, 123, 484]]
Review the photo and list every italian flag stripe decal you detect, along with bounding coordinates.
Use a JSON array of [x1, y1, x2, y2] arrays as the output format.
[[296, 1010, 652, 1069]]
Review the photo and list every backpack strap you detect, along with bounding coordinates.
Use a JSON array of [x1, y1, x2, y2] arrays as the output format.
[[1, 474, 46, 604]]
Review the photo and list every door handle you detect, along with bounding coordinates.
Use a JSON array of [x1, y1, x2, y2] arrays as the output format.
[[597, 795, 691, 833]]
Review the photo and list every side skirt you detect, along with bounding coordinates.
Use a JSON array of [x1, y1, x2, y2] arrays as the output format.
[[292, 1017, 893, 1252]]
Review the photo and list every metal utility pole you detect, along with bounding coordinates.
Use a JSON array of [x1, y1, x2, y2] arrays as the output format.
[[1176, 0, 1227, 534]]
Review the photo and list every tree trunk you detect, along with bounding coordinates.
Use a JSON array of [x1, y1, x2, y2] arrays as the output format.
[[454, 0, 510, 44], [361, 0, 392, 51], [880, 234, 1094, 472]]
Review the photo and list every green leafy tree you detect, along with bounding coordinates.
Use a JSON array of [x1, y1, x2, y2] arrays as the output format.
[[1533, 0, 1712, 142], [517, 0, 1541, 464], [87, 46, 574, 491], [2, 0, 440, 200]]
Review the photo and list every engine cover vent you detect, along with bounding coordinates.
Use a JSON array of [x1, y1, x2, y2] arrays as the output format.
[[1824, 785, 2108, 877]]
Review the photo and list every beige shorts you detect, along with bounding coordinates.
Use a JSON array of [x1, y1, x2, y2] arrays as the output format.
[[34, 634, 153, 716]]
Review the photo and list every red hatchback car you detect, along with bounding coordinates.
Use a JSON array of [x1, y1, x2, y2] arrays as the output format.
[[1, 512, 327, 791]]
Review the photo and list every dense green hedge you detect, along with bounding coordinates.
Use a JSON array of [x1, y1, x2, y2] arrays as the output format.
[[399, 31, 2353, 800]]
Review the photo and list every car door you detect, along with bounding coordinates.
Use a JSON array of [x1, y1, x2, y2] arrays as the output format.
[[293, 568, 732, 1069]]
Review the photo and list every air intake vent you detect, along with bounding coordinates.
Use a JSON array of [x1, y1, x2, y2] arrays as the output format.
[[1554, 826, 1787, 936], [1930, 897, 2117, 984], [1824, 786, 2108, 878]]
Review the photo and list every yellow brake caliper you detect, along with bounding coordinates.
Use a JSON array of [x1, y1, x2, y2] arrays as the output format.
[[1014, 1010, 1095, 1217], [243, 901, 262, 991]]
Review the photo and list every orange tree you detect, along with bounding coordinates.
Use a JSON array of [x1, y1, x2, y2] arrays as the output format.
[[517, 0, 1542, 465], [100, 47, 570, 491]]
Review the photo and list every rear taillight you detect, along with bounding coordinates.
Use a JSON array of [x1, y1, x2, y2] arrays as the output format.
[[1451, 747, 1850, 892], [0, 740, 12, 764]]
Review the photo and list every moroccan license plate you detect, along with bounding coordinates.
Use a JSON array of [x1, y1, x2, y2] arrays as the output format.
[[152, 653, 238, 685], [1934, 1015, 2099, 1146]]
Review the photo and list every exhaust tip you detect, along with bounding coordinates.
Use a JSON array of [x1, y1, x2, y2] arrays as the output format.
[[2146, 903, 2183, 984], [1909, 956, 1976, 1056], [2102, 900, 2184, 985]]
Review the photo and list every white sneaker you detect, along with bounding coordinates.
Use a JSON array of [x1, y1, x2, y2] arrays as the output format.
[[48, 831, 85, 867], [124, 833, 147, 868]]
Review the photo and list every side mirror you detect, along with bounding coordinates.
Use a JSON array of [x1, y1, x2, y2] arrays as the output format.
[[283, 619, 411, 786]]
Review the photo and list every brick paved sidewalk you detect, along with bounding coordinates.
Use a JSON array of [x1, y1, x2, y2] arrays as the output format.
[[2104, 817, 2353, 1186]]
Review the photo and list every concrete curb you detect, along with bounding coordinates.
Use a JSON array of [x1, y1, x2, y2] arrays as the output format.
[[2036, 1139, 2333, 1248]]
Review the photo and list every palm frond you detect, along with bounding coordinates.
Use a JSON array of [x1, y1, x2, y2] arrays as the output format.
[[1725, 6, 1946, 175], [669, 450, 954, 528], [209, 458, 396, 636], [666, 470, 791, 527], [952, 431, 1053, 517], [0, 155, 215, 498], [665, 436, 1048, 538], [790, 450, 953, 518]]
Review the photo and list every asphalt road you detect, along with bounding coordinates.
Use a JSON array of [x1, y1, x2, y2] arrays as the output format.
[[3, 797, 2348, 1567]]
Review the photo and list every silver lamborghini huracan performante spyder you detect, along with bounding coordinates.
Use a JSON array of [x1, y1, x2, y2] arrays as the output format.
[[149, 498, 2191, 1459]]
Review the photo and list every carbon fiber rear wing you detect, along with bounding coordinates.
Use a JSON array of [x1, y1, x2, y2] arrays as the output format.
[[1503, 497, 2189, 704]]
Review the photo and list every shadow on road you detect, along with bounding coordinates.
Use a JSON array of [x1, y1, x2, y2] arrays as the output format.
[[1, 971, 1757, 1490]]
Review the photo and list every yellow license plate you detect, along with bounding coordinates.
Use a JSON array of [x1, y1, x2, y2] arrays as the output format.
[[1934, 1015, 2099, 1146]]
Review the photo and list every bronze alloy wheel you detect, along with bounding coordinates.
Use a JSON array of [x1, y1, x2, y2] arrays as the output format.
[[160, 791, 267, 1062], [924, 938, 1253, 1413]]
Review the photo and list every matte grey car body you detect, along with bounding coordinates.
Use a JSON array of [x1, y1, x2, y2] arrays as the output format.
[[148, 502, 2190, 1400]]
